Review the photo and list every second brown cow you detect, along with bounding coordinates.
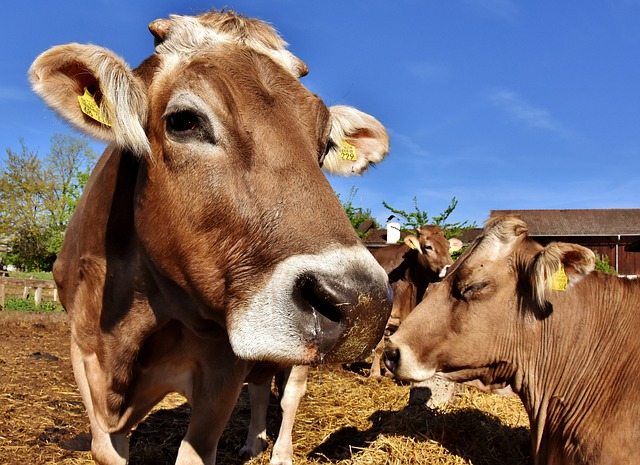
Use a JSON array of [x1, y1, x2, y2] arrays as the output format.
[[368, 225, 458, 377]]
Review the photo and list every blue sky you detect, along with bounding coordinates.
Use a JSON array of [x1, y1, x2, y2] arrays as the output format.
[[2, 1, 639, 226]]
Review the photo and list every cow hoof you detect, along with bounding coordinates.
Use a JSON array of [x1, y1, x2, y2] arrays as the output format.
[[239, 439, 268, 459], [270, 458, 293, 465]]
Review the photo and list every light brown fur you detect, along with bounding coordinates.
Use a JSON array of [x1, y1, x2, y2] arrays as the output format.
[[387, 215, 640, 465], [31, 9, 391, 465]]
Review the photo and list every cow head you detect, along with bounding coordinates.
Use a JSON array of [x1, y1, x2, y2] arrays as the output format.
[[30, 10, 392, 365], [385, 215, 595, 386], [404, 225, 455, 279]]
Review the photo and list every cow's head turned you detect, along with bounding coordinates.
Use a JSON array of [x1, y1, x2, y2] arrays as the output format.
[[30, 9, 391, 365], [404, 225, 455, 279], [385, 215, 595, 385]]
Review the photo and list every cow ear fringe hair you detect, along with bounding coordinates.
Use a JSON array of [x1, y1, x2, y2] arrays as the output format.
[[517, 258, 554, 320]]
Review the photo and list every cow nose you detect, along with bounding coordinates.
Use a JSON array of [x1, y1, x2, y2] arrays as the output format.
[[383, 345, 400, 373], [293, 272, 391, 362], [294, 274, 347, 343]]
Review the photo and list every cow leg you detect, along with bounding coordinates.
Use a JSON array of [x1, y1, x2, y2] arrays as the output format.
[[368, 338, 385, 379], [270, 365, 309, 465], [176, 345, 249, 465], [70, 338, 129, 465], [240, 378, 272, 459]]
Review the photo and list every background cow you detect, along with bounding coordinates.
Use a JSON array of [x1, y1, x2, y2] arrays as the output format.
[[369, 225, 458, 378], [241, 225, 458, 464], [385, 215, 640, 465], [30, 10, 392, 465]]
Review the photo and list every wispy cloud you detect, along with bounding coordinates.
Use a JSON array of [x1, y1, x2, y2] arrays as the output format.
[[0, 86, 32, 102], [387, 127, 430, 158], [465, 0, 519, 22], [488, 89, 568, 135], [406, 61, 449, 82]]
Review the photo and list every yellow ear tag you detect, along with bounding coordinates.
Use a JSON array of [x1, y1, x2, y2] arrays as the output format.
[[340, 139, 357, 161], [78, 87, 111, 127], [551, 264, 568, 291]]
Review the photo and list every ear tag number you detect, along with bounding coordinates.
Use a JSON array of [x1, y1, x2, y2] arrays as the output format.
[[551, 264, 568, 291], [78, 87, 111, 127], [340, 139, 357, 161]]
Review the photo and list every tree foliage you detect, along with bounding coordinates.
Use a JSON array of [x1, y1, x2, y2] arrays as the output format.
[[593, 251, 617, 275], [0, 135, 96, 271], [339, 187, 379, 239], [382, 196, 476, 239]]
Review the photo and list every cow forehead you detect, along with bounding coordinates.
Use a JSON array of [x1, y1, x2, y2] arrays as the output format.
[[152, 11, 306, 78]]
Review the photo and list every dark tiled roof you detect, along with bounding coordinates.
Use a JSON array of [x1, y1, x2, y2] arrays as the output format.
[[490, 209, 640, 236]]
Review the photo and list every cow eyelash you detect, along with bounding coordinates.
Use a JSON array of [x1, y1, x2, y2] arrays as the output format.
[[319, 140, 336, 166], [461, 282, 489, 298]]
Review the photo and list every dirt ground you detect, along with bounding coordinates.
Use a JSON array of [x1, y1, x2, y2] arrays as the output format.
[[0, 311, 532, 465]]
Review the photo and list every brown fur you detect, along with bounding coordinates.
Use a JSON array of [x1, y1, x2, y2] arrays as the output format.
[[387, 215, 640, 464], [33, 9, 391, 465], [373, 225, 453, 324]]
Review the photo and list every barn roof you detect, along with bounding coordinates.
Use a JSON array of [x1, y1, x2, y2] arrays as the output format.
[[490, 209, 640, 236]]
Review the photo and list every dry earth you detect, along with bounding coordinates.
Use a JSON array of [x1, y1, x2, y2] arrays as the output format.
[[0, 311, 532, 464]]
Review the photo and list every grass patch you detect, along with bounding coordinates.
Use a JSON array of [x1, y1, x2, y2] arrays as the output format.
[[2, 296, 63, 312], [5, 270, 54, 280]]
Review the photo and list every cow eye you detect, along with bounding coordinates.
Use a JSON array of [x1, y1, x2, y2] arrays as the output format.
[[167, 111, 200, 132], [319, 140, 336, 167], [461, 282, 488, 299]]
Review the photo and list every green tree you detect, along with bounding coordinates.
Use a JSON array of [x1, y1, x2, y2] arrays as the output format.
[[382, 196, 476, 239], [593, 251, 617, 275], [339, 187, 379, 239], [0, 134, 96, 271], [0, 139, 49, 269]]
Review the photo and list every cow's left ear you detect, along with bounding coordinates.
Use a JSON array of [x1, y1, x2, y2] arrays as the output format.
[[449, 238, 463, 254], [530, 242, 595, 307], [322, 105, 389, 176]]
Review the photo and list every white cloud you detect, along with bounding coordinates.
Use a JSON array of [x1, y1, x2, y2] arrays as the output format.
[[0, 86, 32, 102], [465, 0, 519, 22], [406, 61, 449, 81], [488, 89, 568, 135], [387, 127, 431, 158]]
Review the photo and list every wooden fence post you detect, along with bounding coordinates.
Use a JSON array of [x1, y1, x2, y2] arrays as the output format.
[[0, 277, 57, 308], [34, 287, 43, 306]]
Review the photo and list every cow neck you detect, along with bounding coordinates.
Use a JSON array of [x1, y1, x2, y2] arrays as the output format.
[[512, 273, 640, 463]]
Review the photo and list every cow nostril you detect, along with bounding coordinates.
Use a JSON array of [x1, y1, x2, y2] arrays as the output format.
[[297, 275, 342, 323], [383, 346, 400, 372]]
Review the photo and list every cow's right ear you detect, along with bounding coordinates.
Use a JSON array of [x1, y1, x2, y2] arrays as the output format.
[[30, 44, 150, 157], [322, 105, 389, 176], [404, 235, 423, 254], [530, 242, 595, 308]]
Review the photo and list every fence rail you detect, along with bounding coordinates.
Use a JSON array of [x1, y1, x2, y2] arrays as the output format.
[[0, 277, 58, 309]]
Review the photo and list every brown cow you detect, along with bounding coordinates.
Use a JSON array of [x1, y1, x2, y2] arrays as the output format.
[[30, 10, 392, 465], [241, 225, 456, 464], [369, 225, 457, 377], [385, 215, 640, 465]]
